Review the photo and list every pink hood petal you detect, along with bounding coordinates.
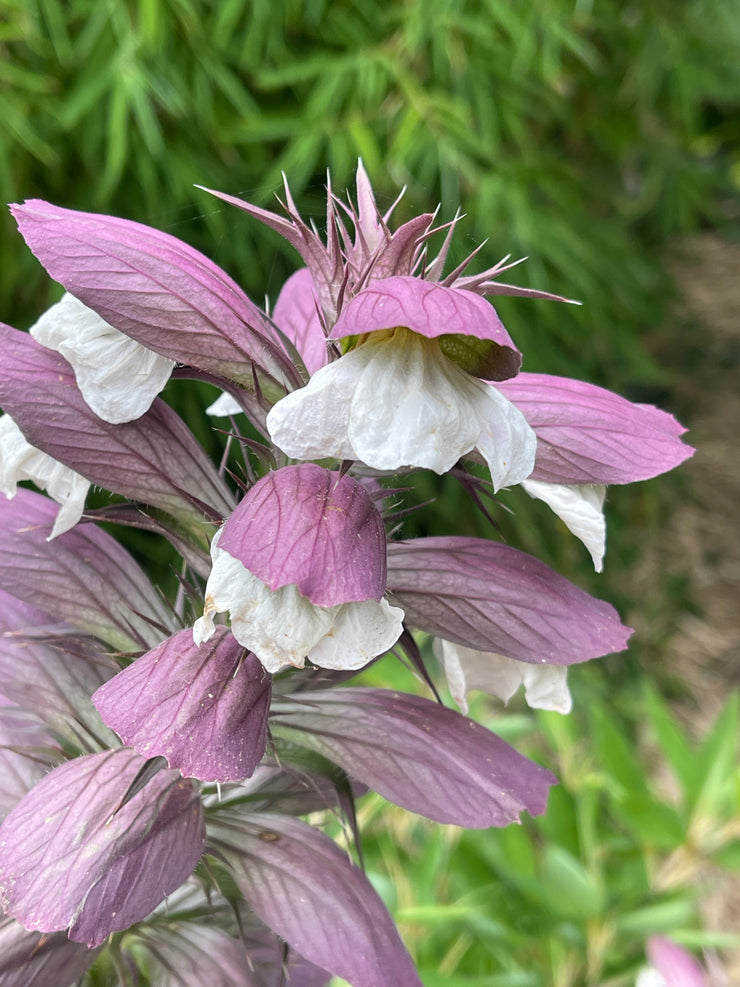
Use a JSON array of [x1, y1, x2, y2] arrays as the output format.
[[331, 276, 522, 380], [219, 464, 387, 607]]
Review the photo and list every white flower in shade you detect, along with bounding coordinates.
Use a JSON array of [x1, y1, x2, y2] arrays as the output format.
[[30, 292, 175, 424], [267, 277, 536, 491], [434, 638, 572, 716], [522, 479, 607, 571], [205, 391, 242, 417], [193, 464, 404, 674], [0, 414, 90, 539]]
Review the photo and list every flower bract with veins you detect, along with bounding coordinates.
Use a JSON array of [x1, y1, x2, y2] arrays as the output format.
[[194, 463, 404, 673]]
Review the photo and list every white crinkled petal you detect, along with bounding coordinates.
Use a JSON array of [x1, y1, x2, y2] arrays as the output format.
[[269, 329, 538, 484], [30, 292, 175, 424], [192, 537, 244, 646], [46, 472, 90, 540], [205, 392, 243, 417], [474, 384, 537, 491], [307, 598, 405, 670], [230, 577, 336, 674], [193, 536, 334, 672], [266, 353, 358, 461], [194, 534, 403, 673], [346, 330, 484, 473], [435, 638, 572, 715], [519, 663, 572, 714], [433, 638, 471, 713], [0, 414, 90, 540], [522, 479, 607, 572]]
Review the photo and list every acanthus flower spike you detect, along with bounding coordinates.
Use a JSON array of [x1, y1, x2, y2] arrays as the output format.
[[0, 158, 696, 987]]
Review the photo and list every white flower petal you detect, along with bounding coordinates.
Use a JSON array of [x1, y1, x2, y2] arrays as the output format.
[[346, 330, 483, 473], [193, 535, 334, 672], [230, 577, 336, 674], [30, 293, 175, 424], [519, 663, 572, 714], [269, 329, 538, 485], [194, 533, 400, 674], [205, 392, 243, 417], [266, 352, 358, 461], [474, 384, 537, 490], [307, 598, 404, 670], [435, 638, 571, 715], [522, 479, 607, 571], [0, 414, 90, 539]]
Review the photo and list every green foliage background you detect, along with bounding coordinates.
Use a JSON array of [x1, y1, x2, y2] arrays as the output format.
[[2, 1, 739, 983]]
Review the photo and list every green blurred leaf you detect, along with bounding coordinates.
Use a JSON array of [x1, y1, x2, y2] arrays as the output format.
[[692, 692, 739, 819], [540, 846, 605, 919], [642, 682, 701, 798], [616, 898, 698, 935], [612, 795, 687, 849], [589, 702, 650, 798]]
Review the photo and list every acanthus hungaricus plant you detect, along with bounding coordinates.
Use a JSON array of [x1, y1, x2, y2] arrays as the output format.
[[0, 163, 692, 987]]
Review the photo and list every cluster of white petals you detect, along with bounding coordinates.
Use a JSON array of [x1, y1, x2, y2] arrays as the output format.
[[0, 414, 90, 539], [522, 480, 607, 571], [193, 533, 404, 674], [267, 328, 536, 491], [31, 293, 175, 424], [435, 638, 572, 716]]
